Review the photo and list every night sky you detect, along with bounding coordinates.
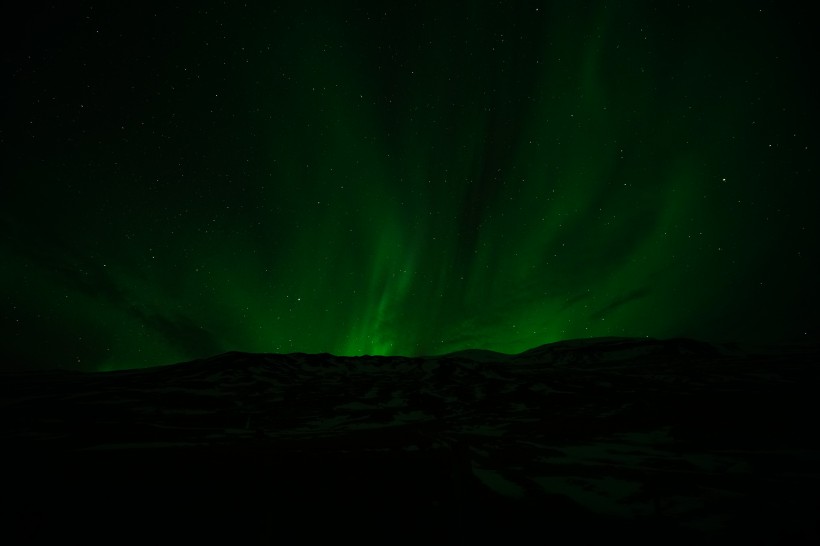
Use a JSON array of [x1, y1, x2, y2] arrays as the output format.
[[2, 2, 818, 371]]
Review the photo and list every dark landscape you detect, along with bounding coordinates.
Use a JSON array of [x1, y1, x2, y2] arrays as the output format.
[[3, 337, 819, 544]]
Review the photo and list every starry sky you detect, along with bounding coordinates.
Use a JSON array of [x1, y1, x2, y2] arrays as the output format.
[[2, 1, 818, 371]]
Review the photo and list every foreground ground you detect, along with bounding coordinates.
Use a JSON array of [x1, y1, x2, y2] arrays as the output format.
[[2, 337, 819, 543]]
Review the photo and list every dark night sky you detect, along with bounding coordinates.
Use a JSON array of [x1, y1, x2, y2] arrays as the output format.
[[2, 1, 818, 371]]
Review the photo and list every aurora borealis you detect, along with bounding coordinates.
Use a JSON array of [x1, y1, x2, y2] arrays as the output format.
[[2, 2, 818, 371]]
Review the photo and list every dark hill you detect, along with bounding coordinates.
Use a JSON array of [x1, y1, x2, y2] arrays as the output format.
[[2, 337, 819, 544]]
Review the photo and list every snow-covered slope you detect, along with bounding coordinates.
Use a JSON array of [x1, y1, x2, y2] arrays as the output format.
[[2, 338, 818, 544]]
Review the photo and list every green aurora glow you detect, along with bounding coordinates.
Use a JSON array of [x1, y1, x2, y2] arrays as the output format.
[[2, 2, 818, 370]]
